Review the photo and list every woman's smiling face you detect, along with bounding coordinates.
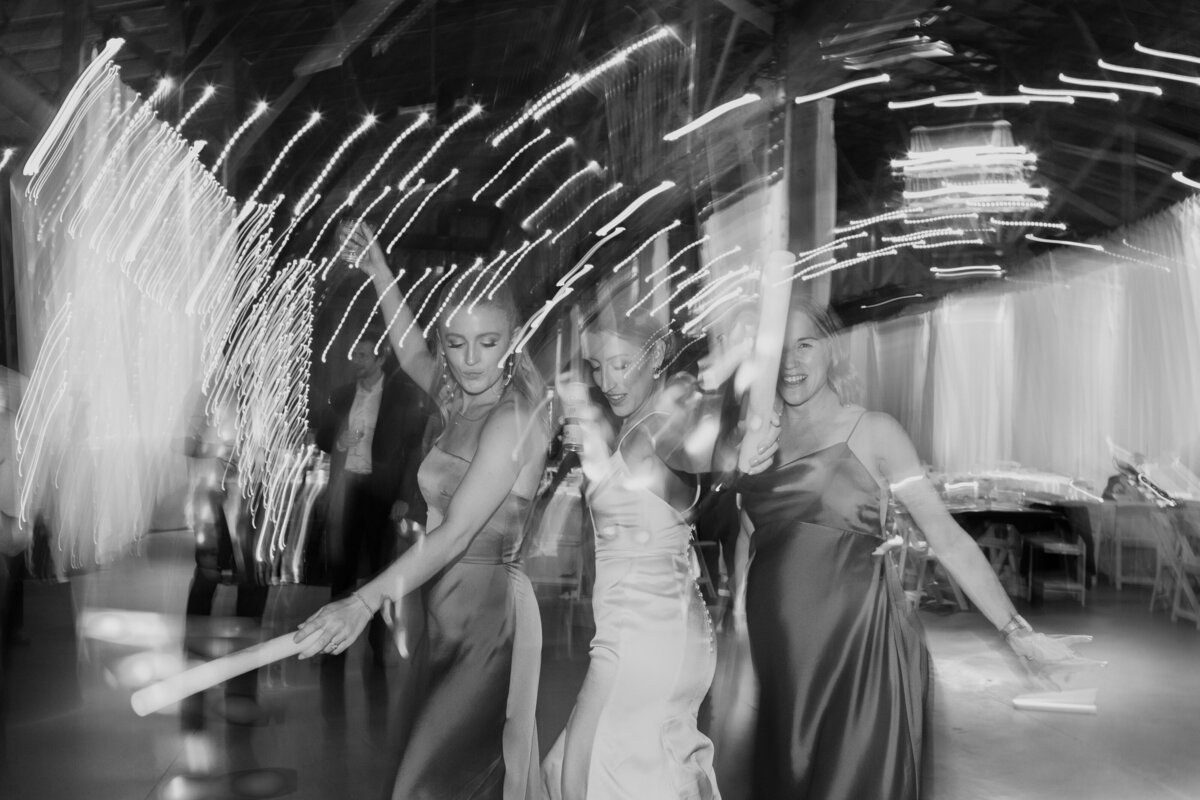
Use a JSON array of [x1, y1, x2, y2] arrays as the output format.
[[777, 309, 829, 407]]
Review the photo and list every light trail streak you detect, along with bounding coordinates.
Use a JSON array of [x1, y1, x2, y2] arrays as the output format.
[[1058, 72, 1162, 95], [1017, 85, 1119, 102], [793, 73, 890, 105], [211, 101, 268, 172], [1133, 42, 1200, 66], [395, 264, 459, 347], [348, 112, 429, 202], [1026, 233, 1105, 251], [397, 104, 481, 191], [376, 267, 434, 355], [861, 293, 925, 309], [386, 169, 458, 253], [293, 114, 377, 219], [643, 236, 709, 284], [248, 111, 321, 204], [612, 220, 681, 273], [1098, 58, 1200, 86], [551, 182, 623, 243], [664, 93, 761, 141], [473, 128, 550, 201], [178, 84, 217, 129], [490, 229, 553, 300], [495, 138, 573, 208], [522, 161, 601, 229], [596, 180, 675, 237]]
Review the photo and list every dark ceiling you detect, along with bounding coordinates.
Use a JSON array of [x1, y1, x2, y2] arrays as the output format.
[[3, 0, 1200, 320]]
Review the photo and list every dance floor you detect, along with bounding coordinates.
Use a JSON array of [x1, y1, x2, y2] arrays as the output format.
[[2, 529, 1199, 800]]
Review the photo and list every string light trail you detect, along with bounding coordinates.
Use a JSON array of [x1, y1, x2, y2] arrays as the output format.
[[1026, 234, 1105, 251], [683, 288, 747, 335], [495, 138, 573, 208], [0, 148, 14, 171], [490, 76, 577, 147], [612, 220, 682, 273], [1058, 72, 1162, 95], [349, 111, 430, 202], [530, 28, 672, 123], [397, 104, 482, 191], [375, 267, 434, 355], [628, 266, 688, 315], [643, 236, 709, 284], [319, 274, 377, 362], [910, 238, 984, 249], [396, 264, 459, 347], [930, 265, 1003, 278], [834, 208, 914, 233], [682, 265, 752, 312], [465, 249, 513, 312], [889, 92, 982, 109], [386, 169, 458, 253], [596, 180, 675, 237], [473, 128, 550, 201], [557, 227, 625, 287], [792, 73, 890, 105], [934, 94, 1073, 107], [211, 101, 268, 173], [799, 247, 900, 281], [475, 242, 530, 302], [489, 229, 552, 299], [293, 114, 377, 218], [1098, 58, 1200, 86], [664, 93, 760, 141], [370, 179, 424, 248], [1133, 41, 1200, 65], [248, 111, 321, 204], [445, 258, 489, 323], [348, 267, 415, 356], [426, 264, 479, 337], [1172, 171, 1200, 190], [522, 161, 600, 229], [178, 84, 217, 129], [552, 182, 623, 243], [25, 37, 125, 177], [861, 293, 925, 309], [988, 218, 1067, 230], [1017, 85, 1119, 102]]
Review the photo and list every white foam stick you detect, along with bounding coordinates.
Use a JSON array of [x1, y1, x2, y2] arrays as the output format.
[[130, 633, 305, 717], [736, 250, 794, 472], [1011, 687, 1098, 715]]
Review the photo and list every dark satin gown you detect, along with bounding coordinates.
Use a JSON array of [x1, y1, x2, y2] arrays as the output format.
[[390, 409, 542, 800], [738, 426, 931, 800]]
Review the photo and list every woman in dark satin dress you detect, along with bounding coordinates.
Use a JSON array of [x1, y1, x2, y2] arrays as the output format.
[[296, 223, 549, 800], [732, 298, 1097, 800]]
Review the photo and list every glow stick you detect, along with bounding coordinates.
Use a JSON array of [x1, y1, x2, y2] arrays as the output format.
[[131, 634, 305, 716]]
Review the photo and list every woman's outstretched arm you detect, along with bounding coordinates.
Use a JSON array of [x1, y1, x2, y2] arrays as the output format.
[[294, 402, 539, 657], [344, 222, 438, 393]]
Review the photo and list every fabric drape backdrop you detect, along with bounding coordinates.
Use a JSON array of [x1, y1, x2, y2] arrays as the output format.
[[845, 195, 1200, 490]]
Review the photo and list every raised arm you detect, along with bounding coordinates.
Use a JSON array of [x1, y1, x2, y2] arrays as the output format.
[[295, 402, 545, 657], [344, 222, 438, 394]]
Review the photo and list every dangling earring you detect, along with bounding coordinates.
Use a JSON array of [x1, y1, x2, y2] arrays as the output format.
[[502, 355, 516, 387]]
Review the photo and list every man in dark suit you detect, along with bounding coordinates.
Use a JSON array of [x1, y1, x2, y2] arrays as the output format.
[[315, 333, 430, 666]]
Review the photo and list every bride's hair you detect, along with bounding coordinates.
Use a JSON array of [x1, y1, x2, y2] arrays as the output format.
[[789, 294, 860, 405]]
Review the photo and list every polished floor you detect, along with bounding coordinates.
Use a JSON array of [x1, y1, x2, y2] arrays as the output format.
[[2, 530, 1199, 800]]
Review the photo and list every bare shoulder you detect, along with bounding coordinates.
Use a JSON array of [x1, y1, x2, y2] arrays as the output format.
[[859, 410, 909, 442], [483, 394, 547, 459]]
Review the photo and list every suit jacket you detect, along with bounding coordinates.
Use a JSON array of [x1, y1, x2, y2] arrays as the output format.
[[315, 371, 432, 521]]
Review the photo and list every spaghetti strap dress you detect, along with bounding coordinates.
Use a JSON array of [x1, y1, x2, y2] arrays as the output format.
[[542, 412, 720, 799], [736, 412, 931, 800], [390, 407, 543, 800]]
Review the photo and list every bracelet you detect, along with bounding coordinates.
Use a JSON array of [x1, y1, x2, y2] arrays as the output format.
[[351, 591, 374, 614], [999, 613, 1032, 639]]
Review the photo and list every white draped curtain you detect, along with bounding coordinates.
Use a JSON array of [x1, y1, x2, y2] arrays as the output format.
[[846, 195, 1200, 490]]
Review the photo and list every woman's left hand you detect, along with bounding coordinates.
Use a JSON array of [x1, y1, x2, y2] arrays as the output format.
[[1006, 630, 1106, 686], [294, 595, 373, 659], [743, 406, 781, 475]]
